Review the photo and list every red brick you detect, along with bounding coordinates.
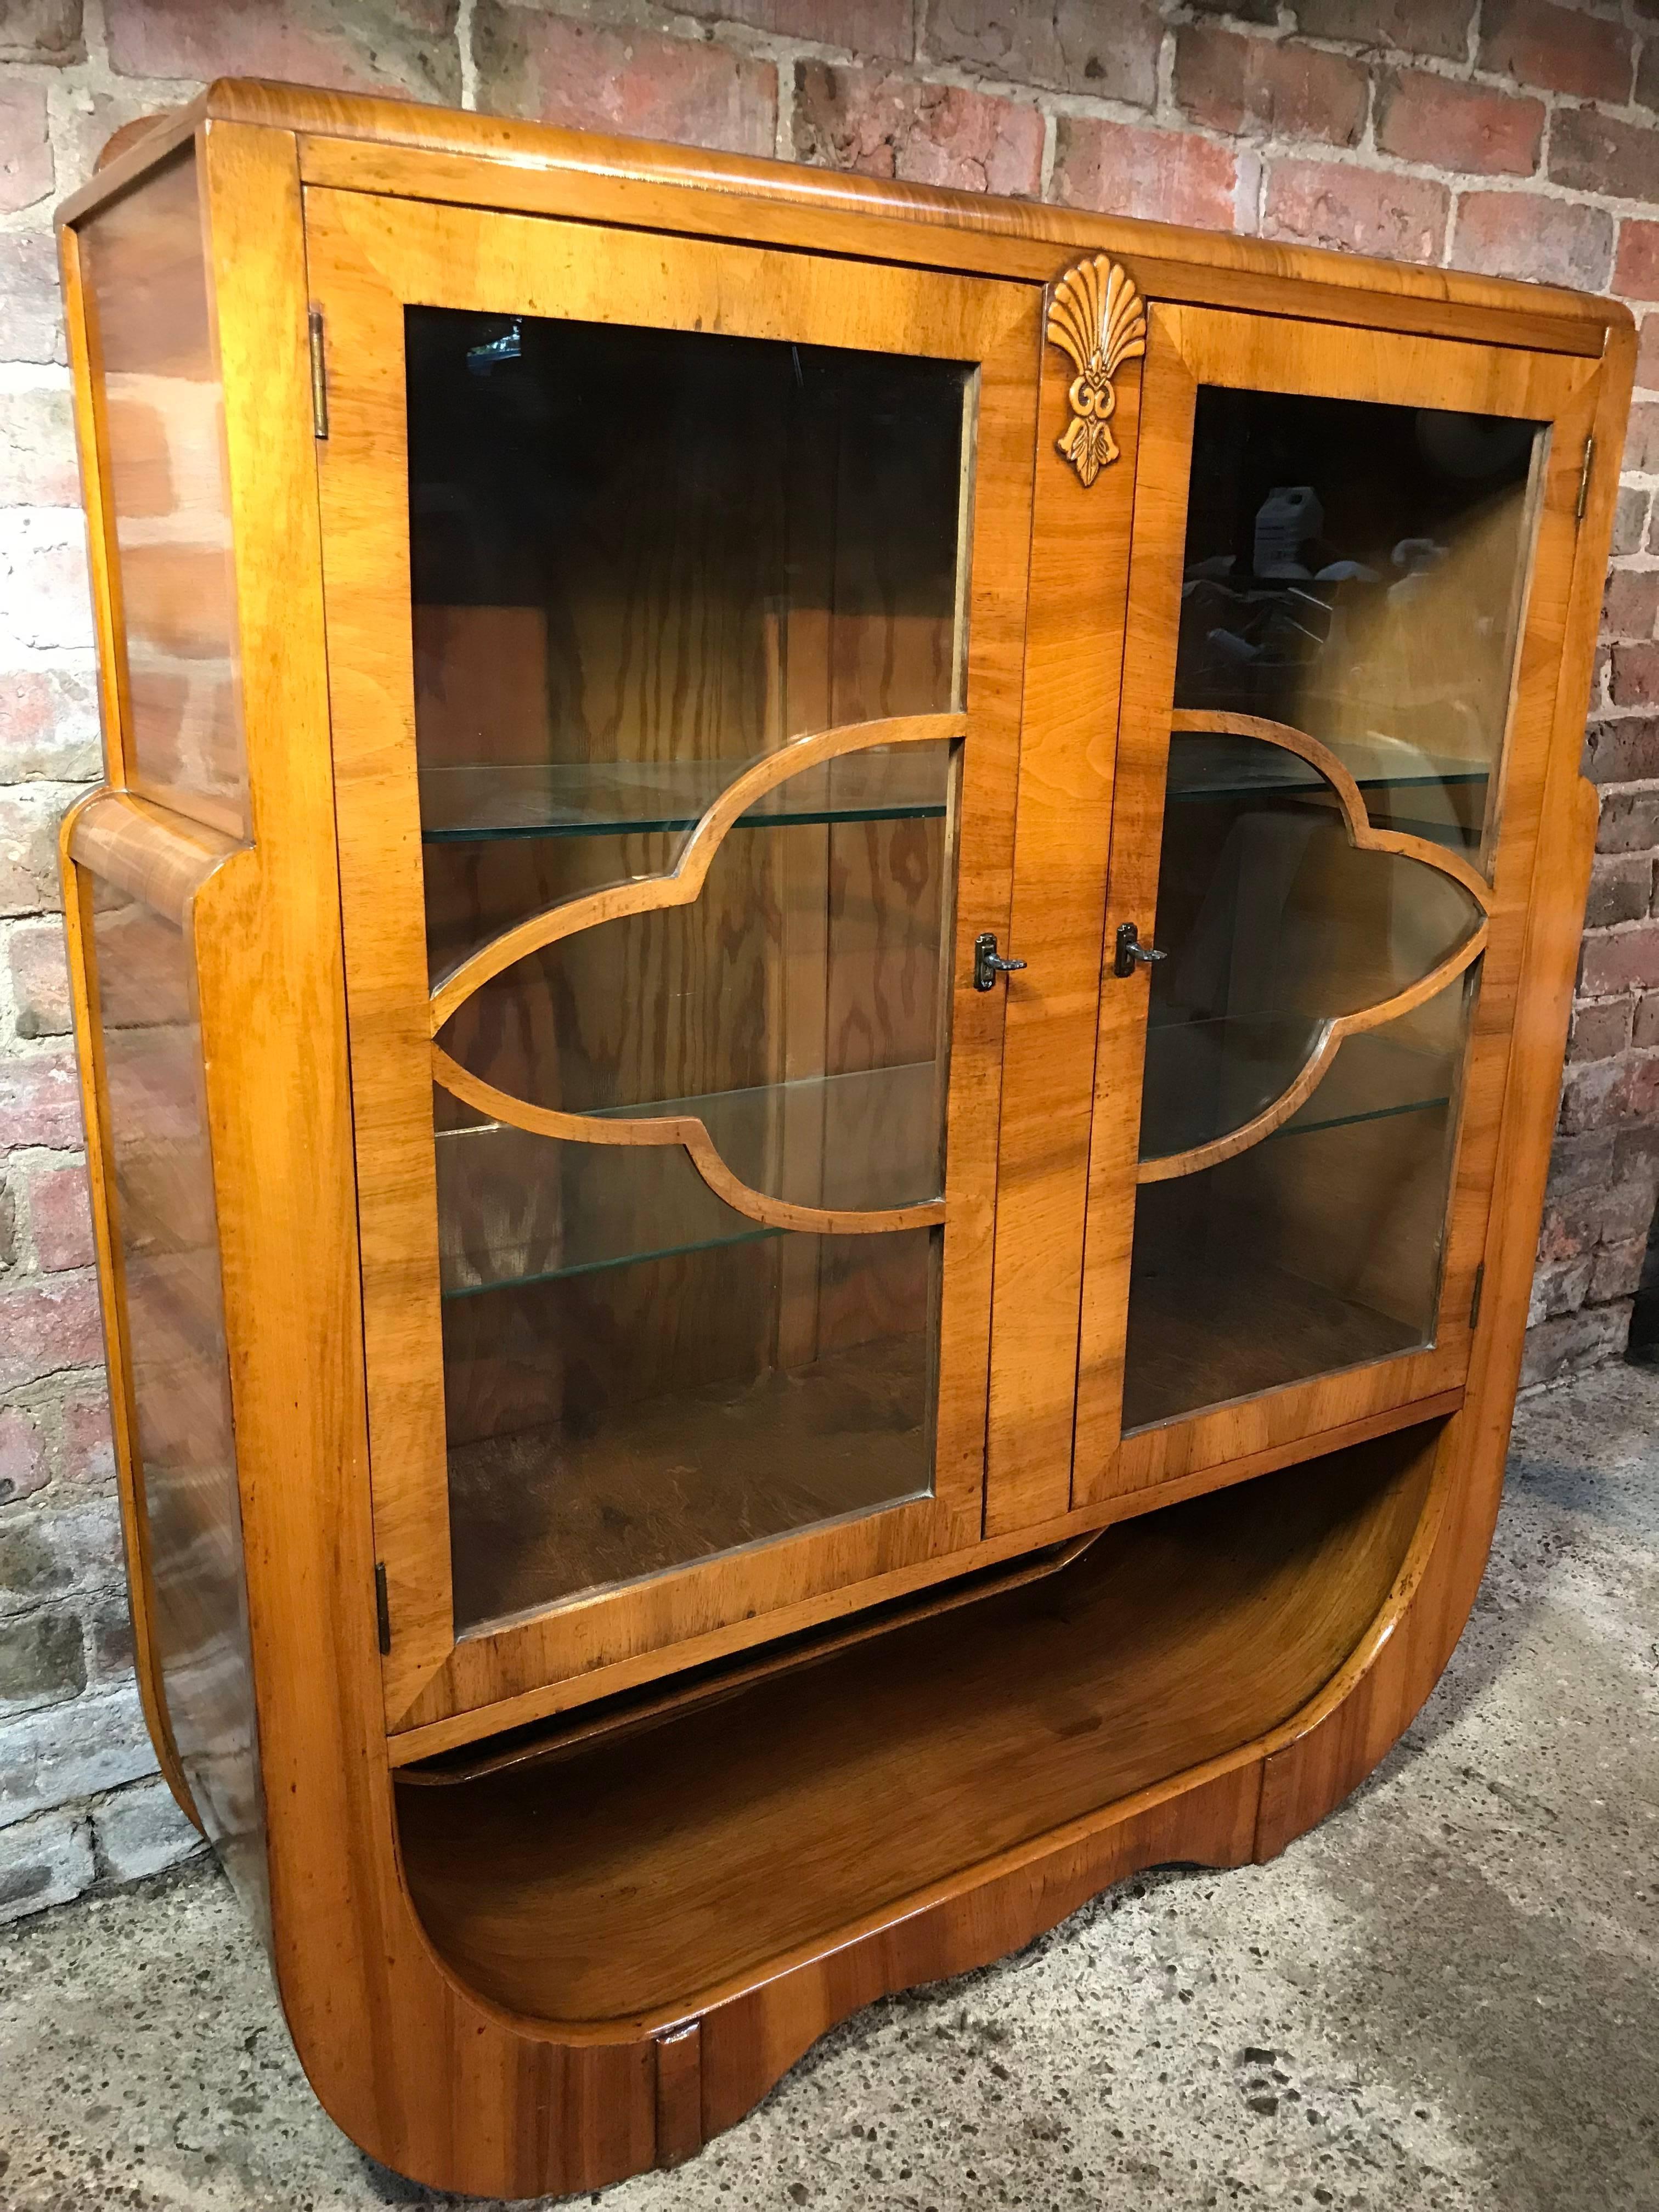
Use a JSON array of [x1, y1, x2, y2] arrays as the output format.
[[0, 84, 52, 217], [1263, 159, 1448, 265], [1604, 568, 1659, 641], [0, 234, 64, 367], [0, 1053, 81, 1151], [106, 0, 460, 101], [1636, 35, 1659, 115], [1529, 1251, 1592, 1321], [1626, 399, 1659, 474], [1568, 995, 1635, 1061], [1586, 851, 1655, 925], [1639, 315, 1659, 392], [1521, 1300, 1630, 1385], [1550, 106, 1659, 204], [7, 918, 72, 1039], [1454, 193, 1613, 292], [0, 2, 82, 64], [0, 526, 93, 655], [53, 91, 171, 202], [475, 7, 776, 156], [1175, 26, 1367, 146], [0, 791, 63, 919], [683, 0, 911, 57], [1616, 219, 1659, 302], [1581, 920, 1659, 995], [1480, 0, 1633, 103], [1611, 641, 1659, 706], [1053, 119, 1239, 233], [0, 1408, 47, 1506], [0, 1272, 101, 1390], [1375, 69, 1542, 177], [1598, 784, 1659, 852], [59, 1394, 114, 1485], [923, 0, 1160, 106], [1584, 717, 1659, 783], [1295, 0, 1472, 59], [1560, 1047, 1659, 1131], [1635, 992, 1659, 1048], [1616, 486, 1651, 555], [795, 64, 1042, 196], [0, 387, 77, 509], [0, 670, 100, 783], [25, 1163, 93, 1275], [1591, 1232, 1647, 1302]]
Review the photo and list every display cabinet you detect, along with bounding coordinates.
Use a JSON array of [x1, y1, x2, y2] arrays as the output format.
[[55, 81, 1630, 2195]]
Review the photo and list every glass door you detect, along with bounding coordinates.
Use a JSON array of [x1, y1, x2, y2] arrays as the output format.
[[1077, 304, 1595, 1503], [308, 190, 1040, 1728]]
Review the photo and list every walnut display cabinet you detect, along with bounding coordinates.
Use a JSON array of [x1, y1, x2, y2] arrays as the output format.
[[54, 79, 1632, 2196]]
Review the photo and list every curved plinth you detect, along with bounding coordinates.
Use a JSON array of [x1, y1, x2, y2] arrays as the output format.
[[262, 1408, 1503, 2194]]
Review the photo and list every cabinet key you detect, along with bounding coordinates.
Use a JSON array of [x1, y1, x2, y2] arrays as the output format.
[[1113, 920, 1168, 978], [973, 932, 1028, 991]]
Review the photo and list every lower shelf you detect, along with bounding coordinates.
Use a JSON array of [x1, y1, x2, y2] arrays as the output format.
[[1123, 1252, 1424, 1434], [447, 1331, 930, 1632], [396, 1419, 1440, 2025]]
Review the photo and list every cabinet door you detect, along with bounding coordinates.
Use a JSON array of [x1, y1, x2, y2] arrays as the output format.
[[1077, 305, 1596, 1503], [307, 190, 1040, 1732]]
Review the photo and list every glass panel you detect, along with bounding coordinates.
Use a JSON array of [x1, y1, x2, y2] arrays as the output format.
[[1141, 731, 1480, 1163], [1176, 388, 1542, 870], [1126, 974, 1475, 1433], [90, 882, 262, 1897], [1125, 383, 1542, 1432], [80, 152, 246, 838], [408, 309, 970, 1630]]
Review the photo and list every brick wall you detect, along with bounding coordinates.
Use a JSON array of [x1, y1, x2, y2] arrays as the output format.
[[1, 0, 1656, 1922]]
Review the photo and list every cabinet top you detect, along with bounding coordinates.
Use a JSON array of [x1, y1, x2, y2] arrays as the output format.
[[59, 75, 1627, 358]]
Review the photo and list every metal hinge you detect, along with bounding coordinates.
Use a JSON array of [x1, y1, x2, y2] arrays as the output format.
[[1576, 436, 1595, 524], [1469, 1261, 1485, 1333], [308, 306, 329, 440], [374, 1561, 391, 1654]]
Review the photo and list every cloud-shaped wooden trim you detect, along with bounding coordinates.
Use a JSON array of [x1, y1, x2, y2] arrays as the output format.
[[428, 712, 963, 1238], [1138, 710, 1491, 1186]]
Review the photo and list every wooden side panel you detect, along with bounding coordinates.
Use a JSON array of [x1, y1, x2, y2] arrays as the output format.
[[1255, 331, 1631, 1858]]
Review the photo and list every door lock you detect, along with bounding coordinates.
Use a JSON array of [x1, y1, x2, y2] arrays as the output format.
[[973, 932, 1028, 992], [1113, 921, 1167, 979]]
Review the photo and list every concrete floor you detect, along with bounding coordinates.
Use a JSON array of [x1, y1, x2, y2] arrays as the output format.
[[1, 1362, 1656, 2212]]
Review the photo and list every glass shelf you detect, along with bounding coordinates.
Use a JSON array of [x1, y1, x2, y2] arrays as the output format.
[[1166, 728, 1488, 805], [419, 748, 950, 843], [1142, 1019, 1453, 1166], [436, 1059, 941, 1298]]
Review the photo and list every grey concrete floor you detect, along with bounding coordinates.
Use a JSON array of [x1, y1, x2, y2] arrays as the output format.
[[1, 1361, 1656, 2212]]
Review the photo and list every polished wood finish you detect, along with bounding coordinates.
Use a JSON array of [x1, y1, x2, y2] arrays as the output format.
[[56, 81, 1628, 2198]]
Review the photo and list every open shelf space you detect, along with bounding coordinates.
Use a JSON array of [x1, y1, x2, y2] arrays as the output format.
[[396, 1422, 1440, 2022], [419, 748, 950, 843], [435, 1060, 940, 1297]]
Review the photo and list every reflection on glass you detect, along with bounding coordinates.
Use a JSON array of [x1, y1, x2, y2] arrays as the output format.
[[1126, 974, 1476, 1433], [1140, 732, 1480, 1163], [1175, 388, 1542, 868], [91, 884, 261, 1887], [80, 151, 246, 837], [1125, 385, 1541, 1431], [407, 309, 970, 1628]]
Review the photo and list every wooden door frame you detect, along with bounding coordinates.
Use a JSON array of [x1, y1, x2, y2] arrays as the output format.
[[1075, 303, 1597, 1505], [306, 184, 1042, 1735]]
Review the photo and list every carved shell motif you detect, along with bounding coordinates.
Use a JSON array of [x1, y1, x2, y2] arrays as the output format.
[[1045, 256, 1148, 487]]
